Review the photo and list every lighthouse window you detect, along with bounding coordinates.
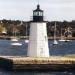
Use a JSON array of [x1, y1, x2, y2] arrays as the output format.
[[33, 11, 43, 16], [38, 12, 43, 16], [37, 12, 39, 16], [33, 12, 37, 16], [40, 12, 43, 16], [38, 12, 41, 16], [33, 12, 38, 16]]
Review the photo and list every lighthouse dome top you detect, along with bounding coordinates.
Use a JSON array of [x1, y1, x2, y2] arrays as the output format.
[[33, 4, 43, 12]]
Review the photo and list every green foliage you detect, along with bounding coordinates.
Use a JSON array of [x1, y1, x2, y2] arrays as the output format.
[[64, 54, 75, 58], [0, 19, 74, 37]]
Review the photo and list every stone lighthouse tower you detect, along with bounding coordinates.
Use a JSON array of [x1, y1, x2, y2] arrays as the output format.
[[27, 4, 49, 57]]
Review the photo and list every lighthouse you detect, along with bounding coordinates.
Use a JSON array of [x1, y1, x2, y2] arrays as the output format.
[[27, 4, 49, 57]]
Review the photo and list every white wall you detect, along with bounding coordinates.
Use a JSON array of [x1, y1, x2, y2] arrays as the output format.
[[28, 22, 49, 57]]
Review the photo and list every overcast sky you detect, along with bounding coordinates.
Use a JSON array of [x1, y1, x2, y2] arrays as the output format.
[[0, 0, 75, 21]]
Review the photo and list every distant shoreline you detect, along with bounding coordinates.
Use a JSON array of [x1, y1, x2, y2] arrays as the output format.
[[48, 37, 75, 40], [0, 36, 75, 40]]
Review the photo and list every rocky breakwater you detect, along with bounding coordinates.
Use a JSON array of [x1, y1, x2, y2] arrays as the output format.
[[0, 56, 75, 71]]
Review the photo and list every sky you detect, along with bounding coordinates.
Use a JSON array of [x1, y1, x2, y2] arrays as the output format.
[[0, 0, 75, 21]]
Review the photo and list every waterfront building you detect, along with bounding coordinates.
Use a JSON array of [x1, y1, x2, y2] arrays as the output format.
[[27, 4, 49, 57]]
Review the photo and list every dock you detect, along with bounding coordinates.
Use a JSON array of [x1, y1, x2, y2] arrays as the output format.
[[0, 56, 75, 71]]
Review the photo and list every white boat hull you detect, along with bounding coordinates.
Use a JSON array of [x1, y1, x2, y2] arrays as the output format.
[[11, 43, 22, 46], [25, 40, 29, 43], [11, 38, 18, 41], [53, 40, 58, 45], [65, 40, 71, 42], [59, 39, 66, 42], [59, 39, 71, 42]]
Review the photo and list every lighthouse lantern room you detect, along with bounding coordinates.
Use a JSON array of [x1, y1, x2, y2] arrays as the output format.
[[33, 4, 43, 22]]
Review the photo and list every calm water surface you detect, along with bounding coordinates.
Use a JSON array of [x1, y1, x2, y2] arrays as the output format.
[[0, 39, 75, 75], [0, 39, 75, 56]]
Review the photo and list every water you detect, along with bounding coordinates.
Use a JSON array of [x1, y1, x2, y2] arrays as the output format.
[[0, 70, 75, 75], [0, 40, 75, 56], [0, 39, 75, 75], [49, 40, 75, 56]]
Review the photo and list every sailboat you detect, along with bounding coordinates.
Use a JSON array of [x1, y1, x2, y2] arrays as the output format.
[[11, 30, 18, 42], [11, 42, 22, 46], [11, 25, 22, 46], [53, 22, 58, 45], [25, 22, 29, 43], [59, 28, 66, 42]]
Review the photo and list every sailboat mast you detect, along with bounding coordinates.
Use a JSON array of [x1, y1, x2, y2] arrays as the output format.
[[60, 27, 62, 39], [26, 23, 27, 37], [54, 22, 56, 40]]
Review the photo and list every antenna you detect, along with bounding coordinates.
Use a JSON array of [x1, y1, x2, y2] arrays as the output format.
[[38, 0, 39, 5]]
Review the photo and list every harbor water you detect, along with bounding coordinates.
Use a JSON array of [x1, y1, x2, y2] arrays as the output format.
[[0, 39, 75, 75]]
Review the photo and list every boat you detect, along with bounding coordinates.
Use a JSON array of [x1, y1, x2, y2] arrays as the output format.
[[25, 39, 29, 43], [64, 39, 71, 42], [11, 26, 18, 41], [11, 42, 22, 46], [53, 22, 58, 45], [11, 36, 22, 46], [59, 37, 71, 42], [11, 37, 18, 41], [11, 24, 22, 46], [59, 28, 66, 42], [25, 23, 29, 43], [59, 39, 66, 42], [53, 40, 58, 45]]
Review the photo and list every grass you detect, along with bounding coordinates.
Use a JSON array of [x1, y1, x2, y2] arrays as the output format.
[[64, 54, 75, 58]]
